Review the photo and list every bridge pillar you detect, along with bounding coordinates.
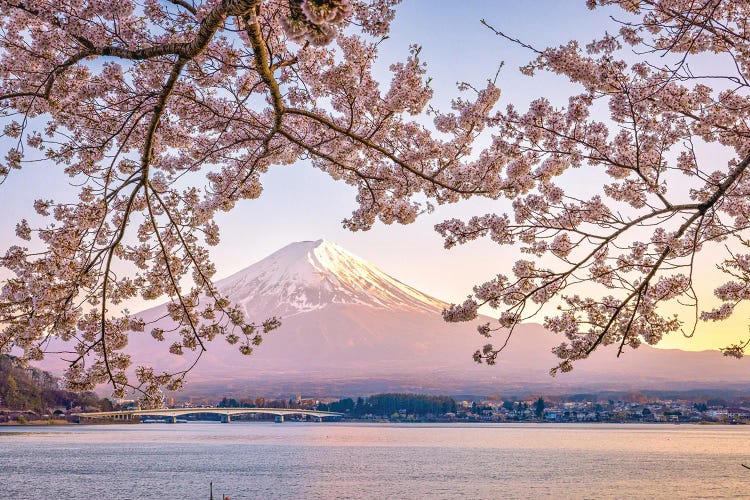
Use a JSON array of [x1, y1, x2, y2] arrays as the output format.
[[221, 414, 231, 424], [168, 415, 177, 424], [274, 415, 284, 423]]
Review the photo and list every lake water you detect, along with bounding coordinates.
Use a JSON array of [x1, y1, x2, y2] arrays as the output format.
[[1, 422, 749, 499]]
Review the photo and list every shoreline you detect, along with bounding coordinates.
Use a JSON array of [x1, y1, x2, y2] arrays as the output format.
[[0, 418, 744, 427], [0, 419, 70, 426]]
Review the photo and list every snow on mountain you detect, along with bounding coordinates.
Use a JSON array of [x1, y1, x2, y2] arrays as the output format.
[[123, 238, 484, 380], [107, 239, 750, 396], [215, 239, 446, 318]]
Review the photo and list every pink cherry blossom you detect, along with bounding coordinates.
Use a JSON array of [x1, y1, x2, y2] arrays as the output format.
[[442, 0, 750, 372], [0, 0, 500, 405]]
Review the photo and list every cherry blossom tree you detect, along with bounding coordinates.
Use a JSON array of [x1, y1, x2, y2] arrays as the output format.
[[0, 0, 501, 404], [4, 0, 750, 405], [440, 0, 750, 374]]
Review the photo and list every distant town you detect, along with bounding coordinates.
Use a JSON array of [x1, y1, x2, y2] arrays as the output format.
[[209, 393, 750, 425], [5, 391, 750, 426], [2, 355, 750, 425]]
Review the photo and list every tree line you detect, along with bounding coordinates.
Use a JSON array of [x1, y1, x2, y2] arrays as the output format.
[[321, 393, 457, 417], [0, 355, 113, 413]]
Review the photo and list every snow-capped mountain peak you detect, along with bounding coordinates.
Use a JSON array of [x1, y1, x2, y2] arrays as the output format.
[[216, 239, 446, 317], [108, 239, 750, 396]]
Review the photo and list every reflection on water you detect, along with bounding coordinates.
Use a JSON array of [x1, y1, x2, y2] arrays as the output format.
[[1, 423, 749, 499]]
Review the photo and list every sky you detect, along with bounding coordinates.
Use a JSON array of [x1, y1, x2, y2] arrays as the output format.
[[1, 1, 746, 353]]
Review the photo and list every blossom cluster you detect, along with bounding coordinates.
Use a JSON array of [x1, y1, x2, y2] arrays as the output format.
[[5, 0, 750, 401], [0, 0, 503, 404], [441, 0, 750, 368]]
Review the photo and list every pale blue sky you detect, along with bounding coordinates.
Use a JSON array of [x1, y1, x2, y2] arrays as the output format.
[[8, 2, 739, 350], [209, 1, 617, 302], [2, 1, 612, 292]]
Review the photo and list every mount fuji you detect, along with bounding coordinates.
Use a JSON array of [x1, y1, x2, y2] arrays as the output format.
[[216, 239, 446, 318], [121, 239, 750, 396]]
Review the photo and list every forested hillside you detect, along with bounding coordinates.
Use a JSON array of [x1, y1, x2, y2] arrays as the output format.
[[323, 393, 457, 417], [0, 355, 111, 413]]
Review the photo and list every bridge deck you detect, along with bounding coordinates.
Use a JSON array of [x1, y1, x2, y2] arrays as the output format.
[[73, 407, 342, 419]]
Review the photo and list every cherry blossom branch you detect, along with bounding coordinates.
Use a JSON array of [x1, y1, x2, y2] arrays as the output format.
[[6, 0, 498, 406], [444, 0, 750, 370]]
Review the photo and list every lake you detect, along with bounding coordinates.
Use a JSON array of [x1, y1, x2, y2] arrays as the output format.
[[1, 422, 749, 499]]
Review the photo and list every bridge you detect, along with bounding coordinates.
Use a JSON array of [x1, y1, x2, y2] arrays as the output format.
[[72, 407, 343, 423]]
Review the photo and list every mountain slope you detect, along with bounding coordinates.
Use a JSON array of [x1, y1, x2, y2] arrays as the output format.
[[127, 239, 478, 373], [216, 239, 445, 317], [117, 239, 750, 396]]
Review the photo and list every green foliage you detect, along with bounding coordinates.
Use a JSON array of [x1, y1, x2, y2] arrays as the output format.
[[322, 393, 456, 417], [217, 397, 258, 408], [0, 355, 106, 412], [534, 397, 546, 418], [367, 394, 457, 416], [328, 398, 355, 413]]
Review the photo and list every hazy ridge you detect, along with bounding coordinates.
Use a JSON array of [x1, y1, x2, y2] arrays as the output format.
[[115, 240, 750, 397]]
